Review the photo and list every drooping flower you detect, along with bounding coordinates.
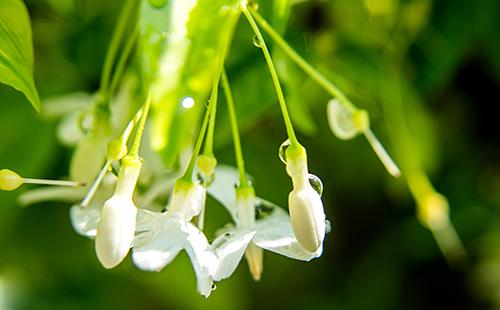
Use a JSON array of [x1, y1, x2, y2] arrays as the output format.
[[284, 145, 327, 253], [132, 179, 255, 297], [207, 165, 325, 280], [95, 155, 143, 268]]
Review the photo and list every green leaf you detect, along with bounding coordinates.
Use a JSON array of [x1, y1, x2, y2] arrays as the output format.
[[0, 0, 41, 112], [138, 0, 241, 165]]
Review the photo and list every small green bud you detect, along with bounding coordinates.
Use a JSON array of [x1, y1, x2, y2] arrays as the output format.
[[197, 154, 218, 179], [107, 140, 127, 161], [0, 169, 23, 191], [353, 109, 370, 132]]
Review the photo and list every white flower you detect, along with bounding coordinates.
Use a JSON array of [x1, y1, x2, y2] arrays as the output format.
[[132, 180, 254, 297], [207, 165, 324, 280], [285, 153, 326, 253], [94, 156, 142, 269]]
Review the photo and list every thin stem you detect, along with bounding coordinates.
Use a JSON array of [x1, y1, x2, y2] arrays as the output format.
[[80, 160, 112, 207], [363, 129, 401, 177], [130, 95, 152, 157], [221, 70, 248, 187], [22, 178, 86, 187], [99, 0, 138, 100], [203, 75, 220, 156], [241, 3, 299, 146], [249, 7, 356, 111], [180, 96, 216, 182], [109, 27, 139, 97]]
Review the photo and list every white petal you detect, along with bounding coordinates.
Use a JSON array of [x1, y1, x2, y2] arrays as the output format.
[[211, 229, 256, 281], [327, 99, 359, 140], [289, 186, 326, 253], [132, 217, 186, 272], [95, 196, 138, 269], [70, 204, 100, 238], [184, 184, 206, 221], [254, 206, 322, 261], [183, 222, 218, 297], [207, 165, 240, 220]]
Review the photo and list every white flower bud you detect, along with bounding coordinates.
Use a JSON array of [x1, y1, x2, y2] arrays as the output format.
[[289, 186, 326, 253], [285, 148, 326, 253], [95, 156, 142, 269], [95, 196, 138, 268]]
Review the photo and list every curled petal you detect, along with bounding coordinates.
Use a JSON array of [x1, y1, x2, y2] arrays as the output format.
[[132, 217, 186, 272], [327, 99, 360, 140], [70, 205, 100, 238], [207, 165, 240, 221], [210, 229, 256, 281], [254, 207, 322, 260]]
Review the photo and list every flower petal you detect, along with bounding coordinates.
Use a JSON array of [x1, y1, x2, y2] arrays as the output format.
[[211, 229, 256, 281], [183, 222, 218, 297], [70, 204, 100, 238], [207, 165, 240, 220], [132, 217, 186, 272], [254, 206, 322, 261]]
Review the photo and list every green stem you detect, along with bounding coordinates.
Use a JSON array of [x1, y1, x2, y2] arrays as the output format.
[[130, 95, 152, 157], [203, 75, 220, 156], [109, 27, 139, 97], [241, 3, 299, 146], [180, 95, 216, 182], [99, 0, 138, 102], [221, 69, 248, 188], [249, 7, 356, 112]]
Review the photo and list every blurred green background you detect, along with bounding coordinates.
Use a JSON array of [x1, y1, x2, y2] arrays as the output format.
[[1, 0, 500, 309]]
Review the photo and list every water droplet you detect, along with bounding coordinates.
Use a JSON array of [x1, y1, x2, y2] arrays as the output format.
[[252, 35, 263, 48], [148, 0, 166, 8], [308, 174, 323, 196], [278, 139, 291, 164], [211, 284, 217, 290], [181, 96, 195, 109], [325, 219, 332, 233]]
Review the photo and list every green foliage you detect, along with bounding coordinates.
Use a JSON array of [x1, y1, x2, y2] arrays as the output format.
[[0, 0, 40, 111]]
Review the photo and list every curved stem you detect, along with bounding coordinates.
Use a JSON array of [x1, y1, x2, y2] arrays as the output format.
[[249, 7, 356, 112], [221, 69, 248, 187], [241, 3, 299, 146]]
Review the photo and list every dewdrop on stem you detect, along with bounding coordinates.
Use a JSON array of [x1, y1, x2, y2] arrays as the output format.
[[327, 99, 401, 177], [0, 169, 86, 191]]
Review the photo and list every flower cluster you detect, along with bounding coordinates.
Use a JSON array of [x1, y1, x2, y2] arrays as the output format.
[[0, 0, 404, 298]]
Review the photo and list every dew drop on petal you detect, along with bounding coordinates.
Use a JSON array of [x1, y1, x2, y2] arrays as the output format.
[[308, 174, 323, 197], [148, 0, 166, 8], [278, 139, 291, 164]]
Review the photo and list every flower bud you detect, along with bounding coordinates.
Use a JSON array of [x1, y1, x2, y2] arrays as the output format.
[[95, 156, 142, 268], [285, 147, 326, 253], [289, 186, 326, 253], [197, 154, 218, 179], [0, 169, 23, 191]]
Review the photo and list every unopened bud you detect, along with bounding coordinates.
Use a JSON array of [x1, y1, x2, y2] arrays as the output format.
[[0, 169, 23, 191]]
